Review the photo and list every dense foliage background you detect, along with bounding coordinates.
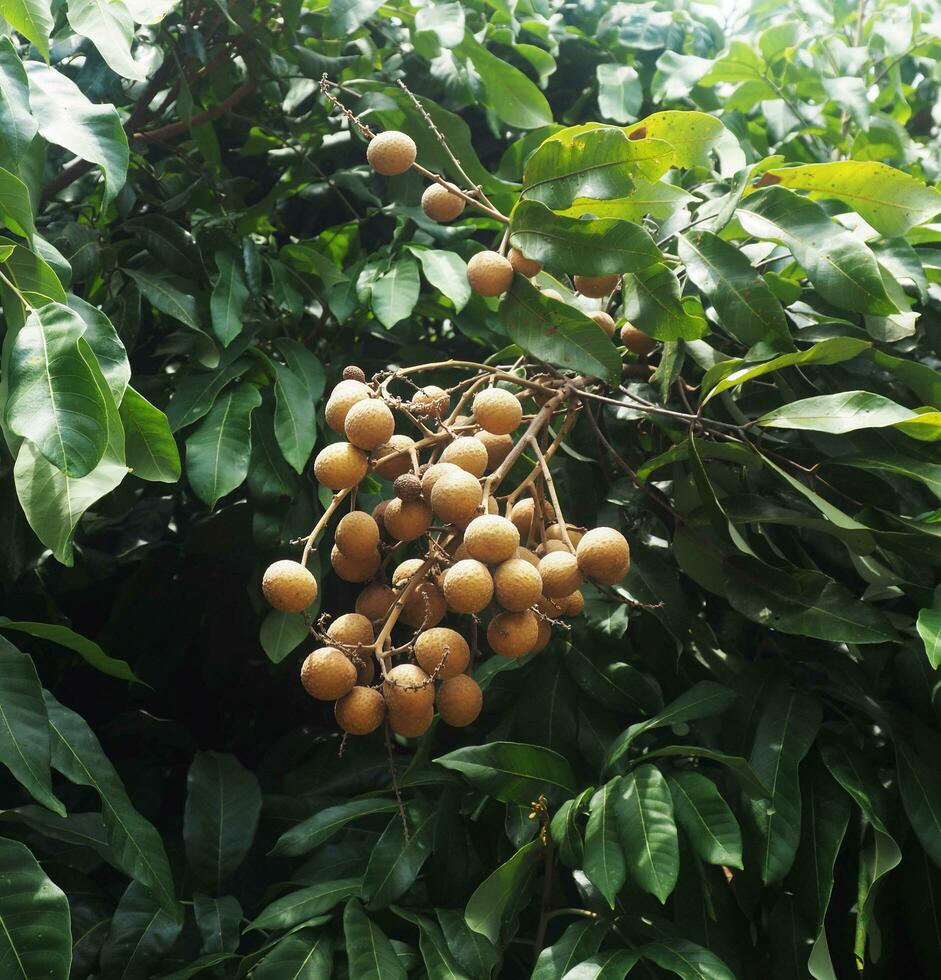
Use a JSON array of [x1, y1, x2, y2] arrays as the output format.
[[2, 0, 941, 976]]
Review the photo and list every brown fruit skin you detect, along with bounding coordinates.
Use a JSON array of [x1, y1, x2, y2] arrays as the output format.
[[621, 324, 656, 356], [388, 702, 434, 737], [262, 560, 317, 612], [415, 628, 470, 678], [314, 443, 369, 490], [374, 434, 416, 481], [411, 385, 450, 420], [367, 130, 416, 175], [356, 583, 396, 621], [326, 613, 374, 649], [545, 524, 585, 548], [401, 582, 447, 629], [422, 181, 465, 221], [383, 497, 433, 542], [335, 511, 380, 559], [342, 365, 366, 383], [443, 559, 494, 614], [441, 437, 489, 478], [539, 551, 585, 598], [335, 686, 386, 735], [476, 431, 514, 470], [331, 545, 380, 583], [576, 527, 631, 584], [493, 558, 544, 611], [516, 546, 541, 568], [421, 462, 462, 503], [394, 473, 423, 501], [574, 274, 620, 298], [301, 647, 357, 700], [431, 469, 483, 525], [383, 663, 434, 712], [510, 499, 538, 540], [437, 675, 483, 727], [467, 251, 514, 297], [487, 609, 539, 658], [532, 617, 553, 653], [325, 379, 370, 433], [344, 398, 395, 451], [463, 514, 520, 564], [507, 247, 542, 278], [392, 557, 426, 587], [473, 388, 522, 435], [590, 310, 617, 337], [555, 590, 585, 617]]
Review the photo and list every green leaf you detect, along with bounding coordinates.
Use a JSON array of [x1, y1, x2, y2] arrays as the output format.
[[756, 390, 915, 434], [829, 453, 941, 501], [343, 898, 407, 979], [409, 247, 471, 312], [371, 258, 420, 329], [583, 778, 626, 907], [917, 607, 941, 669], [248, 879, 361, 932], [0, 239, 67, 306], [640, 937, 735, 980], [362, 807, 436, 909], [622, 263, 708, 340], [435, 741, 577, 804], [669, 772, 742, 869], [252, 930, 333, 980], [464, 839, 541, 944], [273, 363, 316, 474], [127, 270, 203, 332], [67, 294, 130, 404], [896, 738, 941, 870], [99, 880, 182, 978], [0, 836, 71, 978], [183, 751, 261, 893], [642, 746, 770, 799], [0, 38, 38, 170], [561, 951, 640, 979], [0, 165, 35, 239], [766, 161, 941, 238], [738, 187, 896, 315], [393, 907, 472, 980], [596, 64, 642, 124], [499, 276, 621, 383], [747, 688, 822, 885], [436, 908, 500, 980], [616, 765, 678, 902], [259, 609, 310, 665], [120, 387, 181, 483], [0, 0, 53, 61], [626, 110, 728, 168], [533, 920, 607, 980], [273, 797, 400, 857], [66, 0, 147, 81], [0, 619, 138, 682], [210, 251, 249, 347], [327, 0, 383, 35], [193, 893, 241, 954], [185, 382, 261, 508], [564, 639, 662, 716]]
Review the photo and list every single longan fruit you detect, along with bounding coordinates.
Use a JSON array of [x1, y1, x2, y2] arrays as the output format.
[[331, 545, 380, 583], [487, 609, 539, 658], [475, 431, 513, 470], [335, 511, 380, 559], [577, 527, 631, 584], [353, 653, 376, 686], [374, 434, 416, 481], [441, 436, 489, 477], [262, 560, 317, 612], [621, 324, 656, 356], [325, 379, 370, 433], [516, 546, 540, 568], [326, 613, 374, 649], [545, 524, 585, 548], [574, 274, 620, 298], [541, 288, 564, 302], [493, 558, 543, 611], [538, 540, 570, 556], [555, 590, 585, 617], [510, 499, 537, 540], [394, 473, 423, 501], [342, 365, 366, 383], [411, 385, 450, 420], [392, 557, 426, 587], [431, 469, 483, 525], [532, 617, 552, 653], [415, 627, 470, 678], [356, 583, 396, 621], [383, 663, 435, 711], [344, 398, 395, 451], [508, 247, 542, 278], [383, 497, 433, 542], [422, 182, 465, 222], [437, 675, 483, 727], [421, 462, 462, 503], [335, 686, 386, 735], [402, 582, 447, 629], [314, 443, 369, 490], [389, 702, 434, 738], [443, 559, 494, 613], [537, 596, 563, 621], [539, 551, 584, 598], [590, 310, 617, 338], [367, 130, 416, 176], [463, 514, 520, 564], [467, 251, 514, 297], [473, 388, 522, 435], [301, 647, 357, 700]]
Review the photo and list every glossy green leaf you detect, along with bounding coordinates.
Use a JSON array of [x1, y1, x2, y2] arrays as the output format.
[[757, 390, 915, 434], [916, 606, 941, 669], [120, 387, 181, 483], [533, 920, 608, 980], [616, 764, 679, 902], [0, 39, 38, 169], [363, 806, 436, 909], [596, 64, 641, 124], [127, 270, 203, 332], [273, 363, 317, 474], [66, 0, 146, 81], [830, 454, 941, 501], [273, 797, 399, 857], [669, 772, 742, 869], [622, 263, 708, 340], [409, 247, 471, 312], [343, 898, 407, 979], [0, 619, 138, 681], [0, 165, 35, 239], [210, 251, 249, 347], [896, 738, 941, 870], [562, 951, 640, 979], [259, 608, 311, 665], [436, 908, 500, 980], [564, 639, 662, 716], [99, 880, 182, 979], [248, 879, 361, 932], [640, 937, 735, 980], [371, 257, 420, 328], [327, 0, 384, 35], [394, 907, 471, 980], [252, 930, 333, 980], [626, 110, 728, 168], [583, 778, 626, 907], [193, 893, 241, 955], [464, 839, 541, 944], [0, 0, 53, 60]]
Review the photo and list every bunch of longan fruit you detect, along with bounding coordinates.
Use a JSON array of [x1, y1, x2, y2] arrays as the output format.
[[262, 364, 631, 741]]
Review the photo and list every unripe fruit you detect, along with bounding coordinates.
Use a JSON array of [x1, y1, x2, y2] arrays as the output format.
[[367, 130, 416, 176], [541, 288, 563, 302], [463, 514, 520, 564], [394, 473, 423, 501], [301, 647, 357, 700], [342, 365, 366, 383], [335, 686, 386, 735], [401, 582, 447, 629], [374, 434, 415, 480], [437, 675, 483, 727], [590, 310, 617, 337], [262, 560, 317, 612], [473, 388, 522, 435], [532, 617, 552, 653], [467, 251, 514, 297], [441, 436, 489, 477], [443, 559, 494, 614], [539, 551, 584, 598], [431, 469, 483, 525], [574, 273, 620, 298], [325, 379, 370, 433], [421, 462, 461, 503], [422, 181, 465, 221], [493, 558, 543, 611], [356, 583, 396, 621], [383, 663, 434, 711], [389, 702, 434, 737], [621, 324, 656, 356], [517, 546, 540, 568], [415, 627, 470, 678], [555, 590, 585, 616], [487, 609, 539, 658], [331, 545, 380, 583], [344, 398, 395, 451], [335, 511, 380, 559], [545, 523, 584, 547], [326, 612, 374, 649], [475, 431, 513, 470], [508, 247, 542, 278], [576, 527, 631, 584], [383, 497, 433, 542], [411, 385, 449, 420], [314, 443, 368, 490]]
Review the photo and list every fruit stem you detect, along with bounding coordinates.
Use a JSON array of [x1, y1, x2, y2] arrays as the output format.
[[300, 487, 352, 567], [504, 405, 578, 508], [530, 438, 576, 553]]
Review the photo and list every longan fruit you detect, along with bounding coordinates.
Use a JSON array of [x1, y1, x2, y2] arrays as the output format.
[[516, 546, 540, 568], [383, 663, 434, 712], [574, 274, 620, 298], [545, 524, 584, 548], [422, 181, 465, 222], [356, 583, 396, 621], [475, 431, 513, 470], [473, 388, 522, 435], [414, 627, 470, 678], [392, 557, 426, 587], [507, 247, 542, 278], [487, 610, 539, 658], [437, 675, 483, 727], [401, 582, 447, 629], [335, 511, 380, 560], [344, 398, 395, 451], [367, 130, 416, 176], [539, 551, 584, 598], [262, 560, 317, 613], [335, 686, 386, 735], [441, 436, 489, 477], [383, 497, 433, 542], [510, 499, 538, 540], [590, 310, 617, 338], [342, 365, 366, 383], [389, 702, 434, 738], [537, 596, 563, 621], [467, 251, 514, 297], [331, 545, 380, 583], [576, 527, 631, 584], [443, 559, 494, 614], [314, 443, 368, 490], [532, 617, 552, 653], [411, 385, 449, 420], [555, 590, 585, 617], [372, 499, 391, 538], [325, 379, 370, 433], [431, 468, 483, 525], [394, 473, 423, 501], [621, 324, 656, 356], [374, 434, 416, 481], [326, 613, 374, 649], [538, 540, 570, 556], [301, 647, 357, 700], [421, 462, 462, 503], [493, 558, 543, 611], [463, 514, 520, 564]]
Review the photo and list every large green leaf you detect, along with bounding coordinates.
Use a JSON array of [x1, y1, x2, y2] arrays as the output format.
[[272, 797, 399, 857], [0, 619, 138, 681], [596, 64, 641, 124], [464, 839, 541, 944], [273, 362, 317, 474], [343, 898, 407, 979], [126, 270, 204, 333], [362, 806, 436, 909], [621, 263, 708, 340], [583, 778, 626, 907], [533, 920, 608, 980], [99, 880, 182, 979], [120, 387, 181, 483], [640, 937, 735, 980], [0, 39, 38, 172], [371, 257, 420, 329], [757, 390, 915, 434], [669, 772, 742, 869], [252, 931, 333, 980], [408, 246, 471, 312], [210, 250, 249, 347], [896, 738, 941, 870], [626, 110, 728, 168], [248, 879, 361, 932], [0, 165, 35, 239], [393, 907, 472, 980], [0, 0, 54, 60], [66, 0, 146, 81], [917, 605, 941, 669], [67, 294, 130, 403], [561, 951, 641, 979], [642, 746, 770, 800], [564, 638, 662, 715], [436, 908, 500, 980]]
